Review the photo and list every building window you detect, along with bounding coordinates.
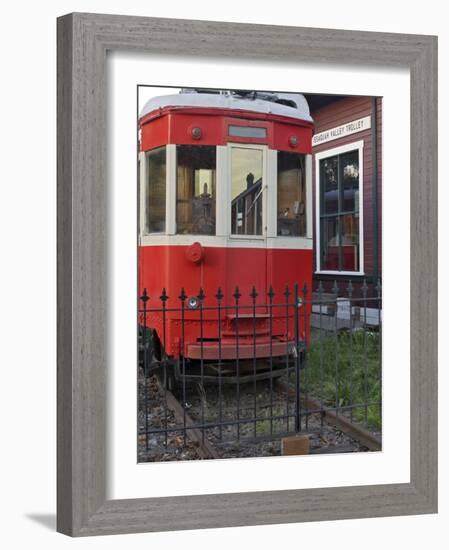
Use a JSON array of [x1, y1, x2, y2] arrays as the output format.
[[145, 146, 166, 233], [176, 145, 216, 235], [318, 146, 361, 272], [230, 147, 264, 236], [277, 151, 306, 236]]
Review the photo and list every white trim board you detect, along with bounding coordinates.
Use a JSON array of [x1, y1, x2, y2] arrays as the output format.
[[314, 140, 365, 275]]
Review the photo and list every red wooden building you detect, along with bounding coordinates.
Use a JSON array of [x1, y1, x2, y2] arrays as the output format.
[[304, 94, 382, 296]]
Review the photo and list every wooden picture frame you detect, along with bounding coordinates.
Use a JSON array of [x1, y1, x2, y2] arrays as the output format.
[[57, 12, 437, 536]]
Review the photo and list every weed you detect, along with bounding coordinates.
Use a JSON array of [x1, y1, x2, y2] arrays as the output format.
[[304, 329, 381, 430]]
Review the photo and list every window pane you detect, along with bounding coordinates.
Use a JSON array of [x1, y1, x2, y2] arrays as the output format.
[[341, 150, 359, 212], [320, 156, 338, 215], [145, 147, 166, 233], [319, 148, 361, 272], [321, 216, 340, 270], [231, 147, 263, 235], [277, 151, 306, 236], [176, 145, 216, 235], [340, 213, 359, 271]]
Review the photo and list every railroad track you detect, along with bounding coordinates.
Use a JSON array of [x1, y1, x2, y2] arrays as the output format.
[[141, 374, 381, 461], [162, 385, 220, 459], [274, 380, 381, 451]]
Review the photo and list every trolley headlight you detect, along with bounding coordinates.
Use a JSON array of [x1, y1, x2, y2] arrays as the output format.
[[191, 126, 202, 140], [187, 296, 199, 310], [289, 134, 299, 148]]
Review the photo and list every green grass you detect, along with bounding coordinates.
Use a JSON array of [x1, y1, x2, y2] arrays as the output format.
[[304, 329, 381, 430]]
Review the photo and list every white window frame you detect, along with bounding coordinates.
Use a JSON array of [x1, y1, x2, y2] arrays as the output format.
[[140, 143, 313, 251], [139, 145, 171, 238], [173, 144, 219, 237], [314, 140, 365, 275], [226, 142, 268, 241], [274, 151, 312, 241]]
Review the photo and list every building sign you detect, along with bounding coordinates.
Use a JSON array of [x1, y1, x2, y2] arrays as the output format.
[[312, 116, 371, 146]]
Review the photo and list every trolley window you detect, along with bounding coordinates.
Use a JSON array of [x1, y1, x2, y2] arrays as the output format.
[[277, 152, 306, 237], [228, 125, 267, 139], [145, 146, 166, 233], [231, 147, 263, 236], [176, 145, 216, 235]]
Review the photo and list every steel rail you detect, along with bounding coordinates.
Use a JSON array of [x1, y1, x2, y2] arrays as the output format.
[[156, 378, 220, 459], [275, 380, 381, 451]]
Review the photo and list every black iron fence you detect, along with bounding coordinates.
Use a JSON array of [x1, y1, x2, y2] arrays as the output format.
[[138, 280, 382, 461]]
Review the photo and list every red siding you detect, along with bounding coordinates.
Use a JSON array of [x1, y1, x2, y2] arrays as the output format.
[[311, 96, 382, 290], [376, 96, 382, 277]]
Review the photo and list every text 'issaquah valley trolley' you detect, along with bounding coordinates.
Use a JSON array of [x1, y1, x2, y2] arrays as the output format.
[[138, 89, 314, 384]]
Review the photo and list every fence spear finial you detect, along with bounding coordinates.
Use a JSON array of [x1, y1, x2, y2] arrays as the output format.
[[332, 279, 339, 295], [140, 288, 149, 303], [250, 286, 258, 301], [198, 287, 206, 302], [160, 287, 169, 302], [215, 287, 224, 301]]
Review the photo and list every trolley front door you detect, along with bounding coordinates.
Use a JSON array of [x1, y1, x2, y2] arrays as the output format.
[[227, 143, 268, 298]]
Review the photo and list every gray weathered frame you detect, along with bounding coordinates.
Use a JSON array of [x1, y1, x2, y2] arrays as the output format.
[[57, 12, 438, 536]]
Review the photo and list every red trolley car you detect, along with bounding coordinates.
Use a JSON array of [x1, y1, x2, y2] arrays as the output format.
[[138, 89, 313, 380]]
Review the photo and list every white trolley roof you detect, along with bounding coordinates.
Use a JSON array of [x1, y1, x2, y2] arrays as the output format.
[[140, 89, 312, 123]]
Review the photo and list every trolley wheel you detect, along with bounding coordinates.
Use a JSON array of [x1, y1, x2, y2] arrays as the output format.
[[139, 327, 160, 376], [166, 369, 178, 393], [155, 363, 178, 393]]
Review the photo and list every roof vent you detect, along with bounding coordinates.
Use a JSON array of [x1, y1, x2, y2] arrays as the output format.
[[275, 98, 298, 109]]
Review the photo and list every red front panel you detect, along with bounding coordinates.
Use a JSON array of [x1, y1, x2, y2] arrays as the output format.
[[138, 245, 313, 358], [140, 108, 313, 154]]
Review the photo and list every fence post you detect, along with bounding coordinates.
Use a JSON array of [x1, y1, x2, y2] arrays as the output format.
[[233, 286, 241, 441], [160, 287, 169, 448], [268, 286, 275, 437], [294, 283, 301, 433], [140, 288, 149, 451], [347, 279, 354, 423], [284, 285, 291, 433], [361, 278, 368, 424], [250, 286, 258, 438], [317, 280, 324, 429], [377, 278, 382, 429], [198, 287, 205, 444], [179, 287, 187, 445], [302, 282, 309, 431], [332, 280, 340, 418], [216, 287, 224, 441]]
